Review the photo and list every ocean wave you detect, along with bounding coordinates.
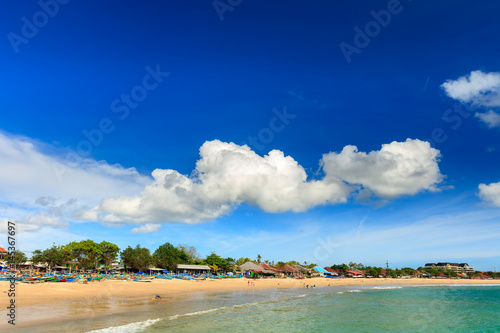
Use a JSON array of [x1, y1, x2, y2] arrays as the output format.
[[445, 284, 500, 287], [233, 301, 262, 308], [86, 318, 161, 333], [371, 286, 403, 290], [337, 289, 363, 294], [169, 306, 229, 320], [168, 301, 268, 320]]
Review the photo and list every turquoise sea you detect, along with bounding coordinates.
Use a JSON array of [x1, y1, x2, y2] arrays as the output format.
[[15, 285, 500, 333]]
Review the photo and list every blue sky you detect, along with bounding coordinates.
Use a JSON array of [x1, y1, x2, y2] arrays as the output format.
[[1, 0, 500, 270]]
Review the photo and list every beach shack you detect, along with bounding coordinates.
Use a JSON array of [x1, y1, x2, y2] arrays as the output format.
[[313, 266, 333, 277], [0, 246, 7, 260], [239, 262, 274, 277], [324, 267, 339, 277], [282, 265, 299, 276], [293, 265, 308, 276], [175, 264, 211, 275], [346, 269, 365, 278], [261, 263, 279, 276]]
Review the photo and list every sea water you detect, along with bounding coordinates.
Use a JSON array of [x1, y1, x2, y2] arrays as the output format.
[[14, 285, 500, 332]]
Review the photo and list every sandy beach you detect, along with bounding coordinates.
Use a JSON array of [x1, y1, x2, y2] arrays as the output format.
[[0, 278, 500, 330], [2, 277, 500, 331], [3, 277, 500, 308]]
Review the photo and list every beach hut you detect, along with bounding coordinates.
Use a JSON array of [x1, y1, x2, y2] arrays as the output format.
[[239, 262, 264, 272], [53, 265, 68, 274], [282, 265, 298, 276], [346, 269, 365, 278], [324, 267, 339, 276], [261, 263, 279, 276], [313, 266, 333, 277], [293, 265, 308, 276], [175, 264, 211, 275], [239, 262, 273, 277], [147, 267, 164, 276]]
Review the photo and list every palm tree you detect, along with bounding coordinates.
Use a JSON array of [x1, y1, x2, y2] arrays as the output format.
[[257, 254, 262, 264]]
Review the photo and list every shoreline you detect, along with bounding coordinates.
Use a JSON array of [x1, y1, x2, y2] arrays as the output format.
[[2, 278, 500, 331]]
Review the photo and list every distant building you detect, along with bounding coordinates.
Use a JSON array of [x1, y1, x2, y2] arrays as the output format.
[[424, 262, 474, 273]]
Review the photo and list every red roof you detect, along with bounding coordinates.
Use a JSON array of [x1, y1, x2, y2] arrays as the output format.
[[346, 269, 365, 276], [0, 246, 7, 253], [324, 267, 337, 273], [282, 265, 298, 273]]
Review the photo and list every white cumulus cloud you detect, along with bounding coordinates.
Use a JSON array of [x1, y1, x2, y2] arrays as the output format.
[[0, 131, 151, 229], [478, 182, 500, 207], [96, 139, 443, 223], [321, 139, 443, 198], [97, 140, 351, 223], [475, 110, 500, 128], [130, 223, 162, 233], [441, 70, 500, 107]]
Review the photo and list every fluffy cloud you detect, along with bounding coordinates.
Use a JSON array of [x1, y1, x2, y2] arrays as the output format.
[[321, 139, 443, 198], [475, 110, 500, 128], [13, 213, 68, 231], [131, 223, 162, 233], [0, 132, 150, 205], [0, 131, 151, 229], [96, 139, 443, 223], [478, 182, 500, 207], [97, 141, 351, 223], [441, 70, 500, 107]]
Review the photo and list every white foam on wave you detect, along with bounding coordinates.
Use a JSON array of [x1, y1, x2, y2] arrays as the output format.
[[336, 290, 361, 294], [371, 286, 403, 290], [445, 284, 500, 288], [86, 318, 161, 333], [233, 301, 261, 308], [169, 306, 229, 320], [169, 300, 285, 321]]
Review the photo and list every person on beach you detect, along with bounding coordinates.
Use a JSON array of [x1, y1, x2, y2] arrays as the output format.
[[155, 295, 161, 299]]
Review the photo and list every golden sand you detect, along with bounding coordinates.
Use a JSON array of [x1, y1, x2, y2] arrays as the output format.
[[3, 277, 500, 308]]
